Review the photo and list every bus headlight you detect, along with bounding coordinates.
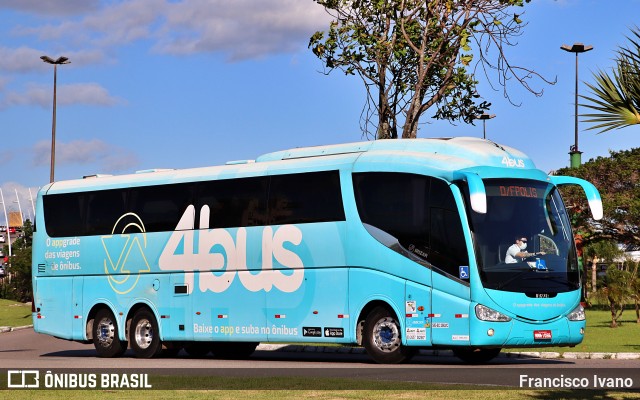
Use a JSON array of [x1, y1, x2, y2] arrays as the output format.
[[475, 304, 511, 322], [567, 304, 585, 321]]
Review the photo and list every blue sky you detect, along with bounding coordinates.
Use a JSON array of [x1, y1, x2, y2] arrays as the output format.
[[1, 0, 639, 220]]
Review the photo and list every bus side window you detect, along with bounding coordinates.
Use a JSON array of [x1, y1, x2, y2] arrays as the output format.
[[428, 180, 469, 278], [268, 171, 345, 225], [85, 189, 127, 236], [197, 176, 269, 228], [129, 183, 193, 232], [353, 172, 430, 260], [43, 193, 85, 237]]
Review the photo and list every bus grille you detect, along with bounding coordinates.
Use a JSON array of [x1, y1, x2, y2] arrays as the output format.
[[38, 264, 46, 273]]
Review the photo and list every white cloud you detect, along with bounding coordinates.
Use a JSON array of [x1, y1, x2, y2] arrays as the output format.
[[0, 0, 100, 16], [156, 0, 331, 60], [14, 0, 331, 61], [0, 82, 124, 109], [32, 139, 139, 173], [0, 46, 108, 73], [0, 46, 47, 73]]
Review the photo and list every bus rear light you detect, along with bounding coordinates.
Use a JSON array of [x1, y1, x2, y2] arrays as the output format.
[[74, 315, 82, 319], [475, 304, 511, 322], [337, 314, 349, 319]]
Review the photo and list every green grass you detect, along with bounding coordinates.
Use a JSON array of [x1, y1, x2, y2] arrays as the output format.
[[0, 298, 32, 327], [1, 388, 639, 400], [506, 308, 640, 354]]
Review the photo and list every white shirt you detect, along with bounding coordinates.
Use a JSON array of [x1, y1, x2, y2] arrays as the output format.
[[505, 243, 523, 263]]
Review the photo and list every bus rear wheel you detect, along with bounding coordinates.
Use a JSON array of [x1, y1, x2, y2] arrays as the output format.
[[363, 306, 414, 364], [129, 309, 162, 358], [211, 342, 258, 359], [93, 309, 127, 358], [452, 347, 501, 364]]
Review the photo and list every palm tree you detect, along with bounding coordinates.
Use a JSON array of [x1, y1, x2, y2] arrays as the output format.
[[581, 27, 640, 133]]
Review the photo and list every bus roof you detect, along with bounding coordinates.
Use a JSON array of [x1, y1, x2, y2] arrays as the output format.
[[44, 137, 542, 195]]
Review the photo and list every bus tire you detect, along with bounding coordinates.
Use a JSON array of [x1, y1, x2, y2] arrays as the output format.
[[211, 342, 258, 359], [93, 309, 126, 358], [129, 309, 162, 358], [452, 347, 501, 364], [362, 306, 414, 364]]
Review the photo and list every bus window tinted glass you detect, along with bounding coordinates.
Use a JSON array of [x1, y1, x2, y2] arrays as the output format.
[[43, 193, 85, 237], [269, 171, 345, 225], [354, 173, 469, 279], [85, 189, 127, 235], [129, 183, 192, 232], [197, 176, 268, 228], [429, 179, 469, 277], [353, 172, 431, 259]]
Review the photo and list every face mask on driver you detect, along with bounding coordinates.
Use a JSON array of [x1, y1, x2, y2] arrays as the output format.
[[519, 242, 527, 251]]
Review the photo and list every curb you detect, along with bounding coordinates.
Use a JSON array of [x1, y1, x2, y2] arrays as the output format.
[[255, 344, 640, 360], [0, 325, 33, 333]]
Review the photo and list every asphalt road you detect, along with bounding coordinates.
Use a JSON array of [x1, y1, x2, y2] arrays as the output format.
[[1, 328, 639, 389]]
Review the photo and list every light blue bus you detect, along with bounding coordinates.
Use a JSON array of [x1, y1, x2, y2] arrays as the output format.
[[32, 137, 602, 363]]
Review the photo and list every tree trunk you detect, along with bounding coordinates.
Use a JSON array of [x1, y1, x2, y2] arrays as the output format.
[[591, 256, 599, 295], [402, 102, 420, 139]]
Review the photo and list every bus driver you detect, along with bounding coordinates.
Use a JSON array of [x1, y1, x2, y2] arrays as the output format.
[[505, 236, 544, 263]]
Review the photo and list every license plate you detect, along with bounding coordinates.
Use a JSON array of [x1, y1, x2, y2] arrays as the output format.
[[534, 330, 552, 340]]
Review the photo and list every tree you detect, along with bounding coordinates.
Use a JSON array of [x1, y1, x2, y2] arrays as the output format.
[[582, 240, 622, 298], [555, 148, 640, 246], [0, 220, 33, 303], [581, 27, 640, 133], [309, 0, 551, 139], [595, 265, 635, 328]]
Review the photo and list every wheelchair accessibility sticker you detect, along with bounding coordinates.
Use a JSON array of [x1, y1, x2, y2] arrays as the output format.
[[459, 266, 469, 280]]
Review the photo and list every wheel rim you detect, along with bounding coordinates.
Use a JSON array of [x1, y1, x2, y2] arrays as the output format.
[[134, 318, 154, 350], [372, 317, 400, 353], [96, 317, 115, 348]]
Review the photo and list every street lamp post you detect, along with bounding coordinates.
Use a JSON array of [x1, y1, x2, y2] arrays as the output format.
[[0, 189, 12, 258], [475, 113, 496, 139], [560, 43, 593, 168], [40, 55, 71, 183]]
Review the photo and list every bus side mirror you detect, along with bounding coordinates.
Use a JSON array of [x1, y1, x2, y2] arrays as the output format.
[[549, 176, 603, 220], [453, 172, 486, 214]]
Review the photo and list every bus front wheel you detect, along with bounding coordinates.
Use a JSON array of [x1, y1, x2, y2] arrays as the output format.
[[452, 347, 501, 364], [93, 309, 127, 358], [129, 309, 162, 358], [363, 306, 414, 364]]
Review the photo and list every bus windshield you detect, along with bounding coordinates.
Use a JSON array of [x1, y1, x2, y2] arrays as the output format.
[[464, 179, 579, 294]]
